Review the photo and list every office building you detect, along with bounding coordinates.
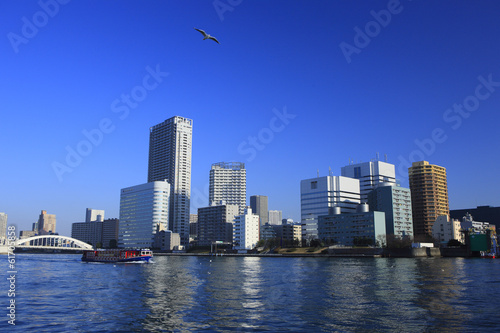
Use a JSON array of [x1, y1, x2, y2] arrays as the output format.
[[86, 208, 105, 222], [233, 207, 260, 251], [450, 205, 500, 229], [318, 204, 386, 247], [341, 159, 396, 203], [209, 162, 247, 215], [367, 184, 413, 238], [268, 210, 282, 225], [148, 116, 192, 246], [197, 204, 239, 246], [273, 223, 302, 246], [0, 213, 7, 241], [118, 181, 170, 248], [301, 175, 360, 241], [250, 195, 268, 226], [102, 218, 119, 248], [72, 221, 103, 248], [37, 210, 56, 235], [432, 215, 463, 244], [408, 161, 449, 240], [154, 229, 181, 251]]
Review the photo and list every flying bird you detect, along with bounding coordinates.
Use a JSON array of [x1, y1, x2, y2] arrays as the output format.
[[194, 28, 220, 44]]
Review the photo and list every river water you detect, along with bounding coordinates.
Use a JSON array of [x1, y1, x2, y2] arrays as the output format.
[[2, 254, 500, 332]]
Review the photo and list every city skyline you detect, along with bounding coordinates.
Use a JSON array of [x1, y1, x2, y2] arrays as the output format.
[[2, 1, 500, 237]]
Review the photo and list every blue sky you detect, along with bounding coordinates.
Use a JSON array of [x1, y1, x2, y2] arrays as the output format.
[[1, 0, 499, 236]]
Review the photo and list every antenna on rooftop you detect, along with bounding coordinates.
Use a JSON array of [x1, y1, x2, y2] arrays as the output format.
[[376, 152, 380, 161], [317, 169, 319, 178], [384, 154, 388, 162], [329, 166, 332, 176]]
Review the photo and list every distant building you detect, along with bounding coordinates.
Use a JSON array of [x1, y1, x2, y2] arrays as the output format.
[[19, 230, 36, 239], [233, 207, 259, 251], [260, 223, 277, 241], [460, 213, 490, 232], [0, 213, 7, 241], [367, 184, 413, 238], [72, 221, 103, 248], [273, 223, 302, 246], [37, 210, 56, 235], [189, 214, 198, 242], [282, 218, 294, 225], [301, 175, 360, 241], [154, 229, 181, 251], [432, 215, 463, 244], [341, 159, 396, 203], [250, 195, 268, 226], [268, 210, 282, 225], [318, 204, 386, 247], [118, 181, 170, 249], [197, 204, 239, 246], [102, 218, 119, 248], [209, 162, 247, 215], [86, 208, 105, 222], [408, 161, 449, 240], [148, 116, 192, 246], [450, 205, 500, 230]]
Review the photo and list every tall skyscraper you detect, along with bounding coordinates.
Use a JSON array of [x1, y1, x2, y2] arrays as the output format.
[[148, 116, 192, 246], [341, 160, 396, 203], [118, 181, 170, 248], [300, 176, 360, 240], [408, 161, 449, 240], [0, 213, 7, 241], [86, 208, 105, 222], [209, 162, 247, 215], [250, 195, 268, 226], [37, 210, 56, 235], [268, 210, 282, 225]]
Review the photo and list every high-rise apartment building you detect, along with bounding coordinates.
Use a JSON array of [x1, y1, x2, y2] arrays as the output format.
[[118, 181, 170, 248], [37, 210, 56, 235], [148, 116, 192, 246], [367, 184, 413, 238], [86, 208, 105, 222], [250, 195, 268, 226], [341, 160, 396, 203], [268, 210, 282, 225], [209, 162, 246, 215], [300, 176, 361, 239], [408, 161, 449, 240]]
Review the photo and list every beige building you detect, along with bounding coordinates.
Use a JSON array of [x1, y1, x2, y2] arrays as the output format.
[[408, 161, 449, 240], [38, 210, 56, 235], [274, 223, 302, 245], [154, 230, 181, 251], [433, 215, 463, 244]]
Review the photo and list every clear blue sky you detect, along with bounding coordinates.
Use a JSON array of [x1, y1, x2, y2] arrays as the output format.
[[1, 0, 499, 236]]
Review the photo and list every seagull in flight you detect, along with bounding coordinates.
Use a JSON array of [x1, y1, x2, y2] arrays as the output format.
[[194, 28, 220, 44]]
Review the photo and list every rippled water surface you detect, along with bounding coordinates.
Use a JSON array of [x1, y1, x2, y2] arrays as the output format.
[[2, 254, 500, 332]]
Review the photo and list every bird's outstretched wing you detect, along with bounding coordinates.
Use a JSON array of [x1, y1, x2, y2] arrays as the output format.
[[194, 28, 208, 38], [208, 36, 220, 44]]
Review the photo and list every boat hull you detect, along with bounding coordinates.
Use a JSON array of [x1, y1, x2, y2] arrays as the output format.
[[82, 249, 153, 263]]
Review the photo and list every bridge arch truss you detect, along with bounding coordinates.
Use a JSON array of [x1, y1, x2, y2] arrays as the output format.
[[15, 235, 93, 250]]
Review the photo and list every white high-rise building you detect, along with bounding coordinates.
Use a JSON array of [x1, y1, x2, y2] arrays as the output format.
[[0, 213, 7, 241], [268, 210, 282, 225], [209, 162, 247, 215], [148, 116, 192, 246], [233, 207, 260, 251], [118, 181, 170, 249], [86, 208, 105, 222], [341, 160, 396, 203], [300, 176, 360, 240]]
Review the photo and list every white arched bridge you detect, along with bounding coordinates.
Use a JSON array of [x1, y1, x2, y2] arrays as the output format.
[[15, 235, 93, 251]]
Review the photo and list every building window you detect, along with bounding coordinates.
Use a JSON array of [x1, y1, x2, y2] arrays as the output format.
[[354, 167, 361, 179], [311, 181, 317, 189]]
